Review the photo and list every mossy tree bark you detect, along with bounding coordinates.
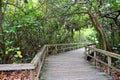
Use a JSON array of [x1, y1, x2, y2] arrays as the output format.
[[88, 10, 107, 50], [0, 0, 2, 33], [0, 0, 3, 42], [0, 0, 6, 63]]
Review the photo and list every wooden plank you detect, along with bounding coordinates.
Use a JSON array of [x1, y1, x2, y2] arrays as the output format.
[[48, 46, 80, 55], [31, 45, 46, 67], [37, 51, 46, 78], [46, 43, 81, 47], [31, 52, 42, 67], [86, 47, 120, 72], [0, 43, 81, 71], [107, 56, 111, 75], [93, 51, 97, 66], [0, 63, 35, 71], [41, 48, 113, 80], [86, 46, 120, 59], [30, 69, 34, 80]]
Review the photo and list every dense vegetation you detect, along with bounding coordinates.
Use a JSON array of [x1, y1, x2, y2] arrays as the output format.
[[0, 0, 120, 64]]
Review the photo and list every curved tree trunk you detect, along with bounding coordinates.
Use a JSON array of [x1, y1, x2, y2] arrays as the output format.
[[0, 0, 2, 32], [0, 0, 3, 41], [88, 10, 107, 50]]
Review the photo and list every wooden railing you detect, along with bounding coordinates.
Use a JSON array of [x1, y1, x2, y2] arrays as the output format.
[[84, 43, 120, 75], [0, 43, 82, 80]]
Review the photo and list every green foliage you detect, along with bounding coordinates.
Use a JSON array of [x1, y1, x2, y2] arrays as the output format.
[[0, 0, 120, 65], [111, 44, 120, 67], [79, 27, 97, 42], [1, 0, 82, 63], [112, 44, 120, 54]]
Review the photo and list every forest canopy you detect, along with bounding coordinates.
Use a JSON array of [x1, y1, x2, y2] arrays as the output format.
[[0, 0, 120, 64]]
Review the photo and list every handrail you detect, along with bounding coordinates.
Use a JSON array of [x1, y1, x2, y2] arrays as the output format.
[[31, 45, 46, 67], [87, 46, 120, 59], [84, 44, 120, 75], [0, 63, 35, 71], [46, 43, 81, 46], [0, 43, 82, 80]]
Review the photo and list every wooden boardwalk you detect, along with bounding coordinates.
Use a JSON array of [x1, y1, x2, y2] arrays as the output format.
[[41, 48, 114, 80]]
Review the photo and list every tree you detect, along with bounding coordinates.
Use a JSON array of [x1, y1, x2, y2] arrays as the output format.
[[88, 10, 107, 50], [0, 0, 119, 64], [0, 0, 3, 38]]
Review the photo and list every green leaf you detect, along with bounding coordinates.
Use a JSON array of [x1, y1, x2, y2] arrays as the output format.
[[14, 54, 19, 58], [16, 25, 22, 28], [15, 47, 20, 50], [3, 30, 9, 33]]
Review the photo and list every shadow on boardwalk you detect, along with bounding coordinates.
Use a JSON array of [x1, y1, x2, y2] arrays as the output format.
[[41, 48, 114, 80]]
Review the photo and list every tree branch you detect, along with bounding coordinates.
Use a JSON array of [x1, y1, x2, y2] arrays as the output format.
[[101, 10, 120, 18], [4, 2, 26, 15], [101, 10, 120, 26], [63, 12, 87, 16], [76, 2, 87, 4]]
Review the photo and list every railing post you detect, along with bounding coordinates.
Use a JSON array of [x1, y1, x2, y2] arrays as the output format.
[[89, 48, 91, 55], [37, 59, 42, 79], [46, 46, 49, 56], [94, 51, 97, 66], [84, 46, 87, 60], [62, 46, 65, 52], [55, 45, 58, 54], [30, 69, 34, 80], [107, 56, 112, 75]]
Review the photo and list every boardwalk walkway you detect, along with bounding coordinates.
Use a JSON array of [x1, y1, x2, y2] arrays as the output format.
[[41, 48, 113, 80]]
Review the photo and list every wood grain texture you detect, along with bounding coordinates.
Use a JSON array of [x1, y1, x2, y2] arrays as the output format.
[[41, 48, 113, 80], [0, 63, 34, 71], [85, 45, 120, 72]]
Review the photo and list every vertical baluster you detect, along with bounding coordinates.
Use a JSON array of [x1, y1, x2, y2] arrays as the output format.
[[30, 69, 34, 80], [63, 45, 65, 52], [55, 45, 58, 54], [94, 51, 97, 66], [37, 60, 41, 79], [46, 46, 49, 56], [84, 46, 87, 60], [107, 56, 111, 75]]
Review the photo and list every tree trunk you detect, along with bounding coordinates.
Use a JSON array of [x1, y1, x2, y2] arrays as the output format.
[[0, 0, 6, 63], [88, 10, 107, 50], [0, 0, 3, 41], [0, 0, 2, 33]]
